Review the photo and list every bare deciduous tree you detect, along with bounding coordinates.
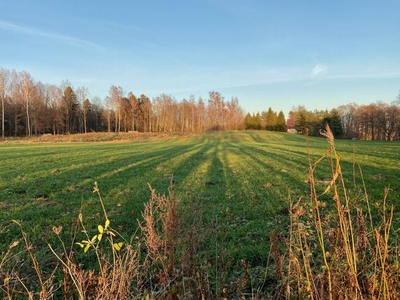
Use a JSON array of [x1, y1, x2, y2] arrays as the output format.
[[0, 68, 252, 137], [0, 68, 10, 139]]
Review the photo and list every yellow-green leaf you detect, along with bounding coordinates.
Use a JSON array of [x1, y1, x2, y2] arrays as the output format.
[[12, 219, 21, 226], [113, 242, 124, 251], [84, 243, 90, 253], [105, 219, 110, 229], [98, 224, 104, 234]]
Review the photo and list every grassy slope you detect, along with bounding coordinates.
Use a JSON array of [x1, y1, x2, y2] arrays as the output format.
[[0, 131, 399, 276]]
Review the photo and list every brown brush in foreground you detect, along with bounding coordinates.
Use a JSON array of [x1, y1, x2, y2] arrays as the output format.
[[271, 124, 399, 299]]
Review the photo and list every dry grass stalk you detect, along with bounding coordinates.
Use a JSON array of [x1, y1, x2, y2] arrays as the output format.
[[139, 177, 179, 297], [8, 220, 56, 299], [270, 231, 283, 282], [273, 124, 399, 299]]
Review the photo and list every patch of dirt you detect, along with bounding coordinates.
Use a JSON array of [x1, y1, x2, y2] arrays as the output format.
[[35, 194, 49, 201], [115, 189, 130, 196], [0, 201, 10, 208]]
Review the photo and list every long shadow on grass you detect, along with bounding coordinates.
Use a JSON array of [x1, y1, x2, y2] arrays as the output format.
[[0, 141, 211, 252], [171, 135, 299, 280], [168, 134, 312, 295], [227, 142, 309, 195], [0, 139, 224, 284]]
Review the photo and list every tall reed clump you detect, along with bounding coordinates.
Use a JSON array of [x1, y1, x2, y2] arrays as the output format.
[[139, 179, 180, 298], [271, 124, 399, 299], [139, 177, 211, 299]]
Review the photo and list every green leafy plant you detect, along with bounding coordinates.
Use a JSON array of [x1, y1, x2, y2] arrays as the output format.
[[75, 217, 123, 253], [75, 182, 124, 255]]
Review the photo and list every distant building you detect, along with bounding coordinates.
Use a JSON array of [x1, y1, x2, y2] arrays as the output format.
[[287, 119, 294, 129], [286, 118, 297, 133]]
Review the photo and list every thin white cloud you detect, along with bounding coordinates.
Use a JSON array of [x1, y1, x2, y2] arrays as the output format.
[[0, 19, 105, 51], [140, 63, 400, 97], [311, 64, 328, 76], [327, 71, 400, 80]]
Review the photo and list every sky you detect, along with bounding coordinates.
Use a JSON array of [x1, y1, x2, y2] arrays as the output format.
[[1, 0, 399, 115]]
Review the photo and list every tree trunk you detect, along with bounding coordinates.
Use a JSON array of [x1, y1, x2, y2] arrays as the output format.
[[26, 98, 31, 136]]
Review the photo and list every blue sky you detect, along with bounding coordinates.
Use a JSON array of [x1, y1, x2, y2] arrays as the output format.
[[1, 0, 399, 115]]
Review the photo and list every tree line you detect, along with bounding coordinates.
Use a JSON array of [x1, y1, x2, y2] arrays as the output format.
[[244, 108, 287, 132], [337, 101, 400, 140], [2, 67, 399, 140], [289, 100, 400, 140], [0, 68, 245, 137], [288, 107, 344, 137], [242, 99, 400, 141]]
